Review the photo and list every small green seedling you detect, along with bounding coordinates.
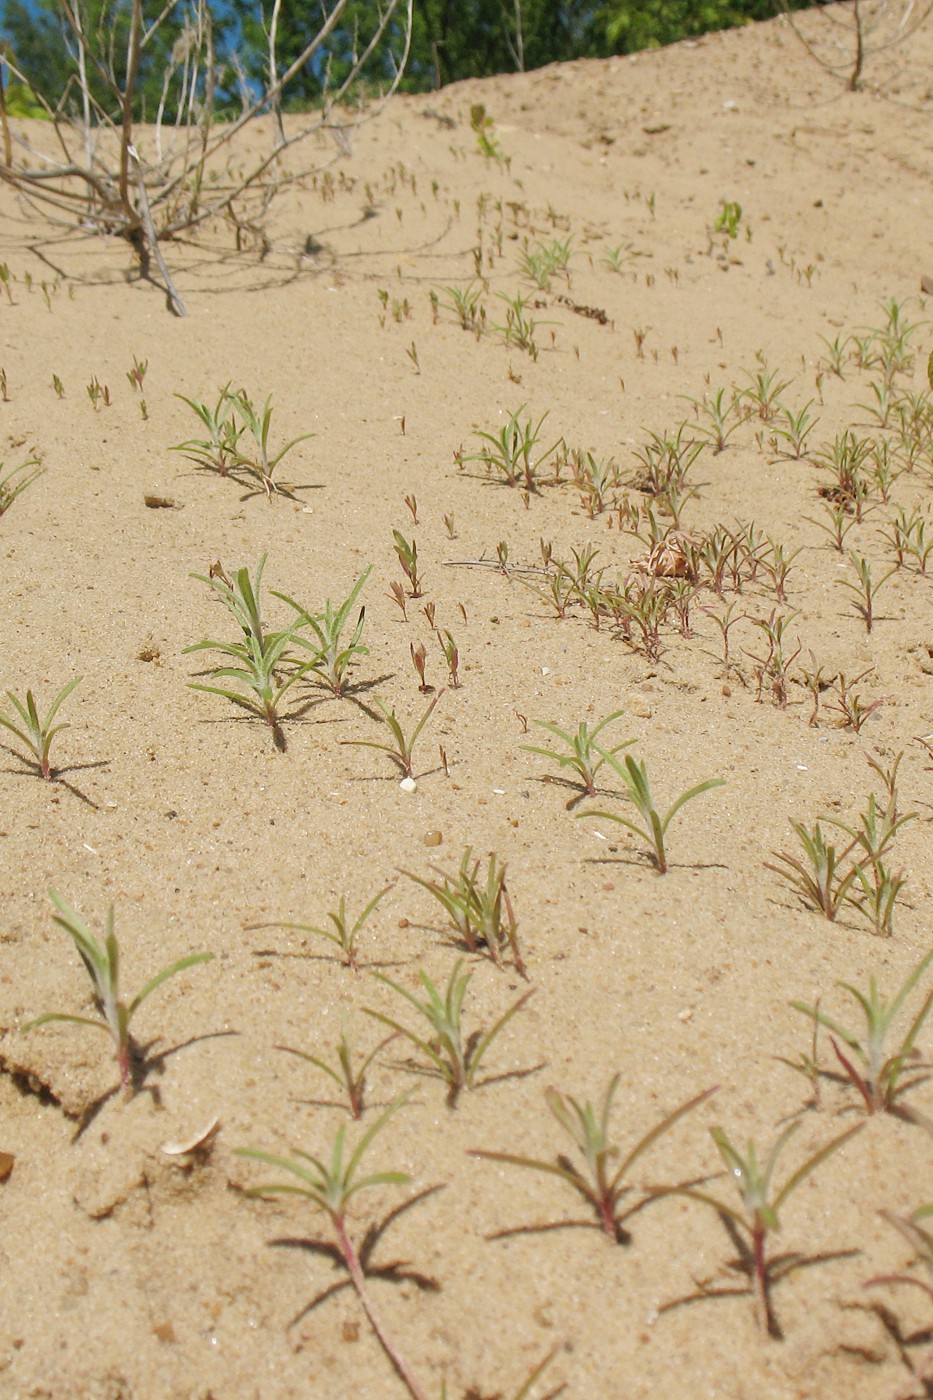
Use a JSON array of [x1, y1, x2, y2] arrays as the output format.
[[791, 949, 933, 1117], [836, 552, 896, 632], [367, 960, 533, 1104], [393, 530, 424, 597], [0, 457, 44, 516], [403, 848, 525, 975], [434, 280, 486, 334], [470, 102, 505, 164], [653, 1121, 862, 1334], [714, 200, 742, 239], [0, 677, 81, 780], [522, 709, 631, 800], [277, 567, 371, 696], [765, 820, 859, 921], [343, 692, 442, 779], [236, 1097, 430, 1400], [473, 1076, 716, 1242], [276, 1021, 397, 1119], [826, 792, 916, 937], [264, 885, 393, 973], [227, 388, 314, 498], [684, 387, 741, 453], [579, 750, 723, 874], [185, 556, 313, 736], [24, 892, 213, 1095], [172, 383, 243, 476], [459, 406, 562, 492]]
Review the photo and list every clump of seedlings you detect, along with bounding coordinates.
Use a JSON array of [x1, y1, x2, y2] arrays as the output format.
[[766, 784, 916, 933], [472, 1076, 716, 1242], [367, 960, 534, 1105], [765, 820, 859, 922], [522, 709, 631, 802], [491, 290, 545, 359], [342, 692, 442, 780], [578, 750, 724, 874], [653, 1120, 863, 1336], [0, 677, 81, 780], [743, 609, 801, 708], [236, 1097, 433, 1400], [24, 892, 213, 1096], [185, 556, 314, 743], [433, 279, 486, 335], [173, 383, 243, 476], [457, 406, 562, 493], [403, 848, 525, 975], [790, 948, 933, 1121], [0, 456, 43, 516], [277, 567, 371, 696], [564, 447, 624, 515], [173, 385, 312, 498], [226, 388, 314, 498]]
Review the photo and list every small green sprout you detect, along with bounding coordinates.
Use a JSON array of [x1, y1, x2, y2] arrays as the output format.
[[393, 530, 424, 597], [714, 200, 742, 239], [403, 848, 525, 975], [836, 551, 896, 632], [578, 750, 724, 874], [367, 960, 534, 1104], [522, 709, 631, 800], [0, 677, 81, 780], [343, 692, 442, 780], [23, 892, 213, 1095], [261, 885, 393, 973], [765, 820, 859, 920], [276, 1020, 397, 1118], [653, 1120, 862, 1334], [791, 949, 933, 1117], [473, 1076, 716, 1242], [236, 1097, 430, 1400], [470, 102, 505, 164]]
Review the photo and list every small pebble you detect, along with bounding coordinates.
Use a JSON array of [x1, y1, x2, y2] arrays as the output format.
[[400, 777, 417, 794], [423, 830, 443, 847]]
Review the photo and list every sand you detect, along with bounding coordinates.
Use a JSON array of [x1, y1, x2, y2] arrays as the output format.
[[0, 6, 932, 1397]]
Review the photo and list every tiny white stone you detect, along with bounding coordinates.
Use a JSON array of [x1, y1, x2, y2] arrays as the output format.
[[400, 776, 417, 793]]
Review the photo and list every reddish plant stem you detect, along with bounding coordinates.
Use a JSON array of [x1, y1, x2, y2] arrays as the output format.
[[334, 1213, 429, 1400]]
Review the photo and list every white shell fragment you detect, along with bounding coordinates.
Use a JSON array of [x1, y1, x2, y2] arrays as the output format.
[[161, 1116, 221, 1158], [399, 777, 417, 794]]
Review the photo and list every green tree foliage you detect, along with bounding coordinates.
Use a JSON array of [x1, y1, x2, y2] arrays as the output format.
[[1, 0, 187, 119], [597, 0, 783, 53], [0, 0, 817, 112]]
